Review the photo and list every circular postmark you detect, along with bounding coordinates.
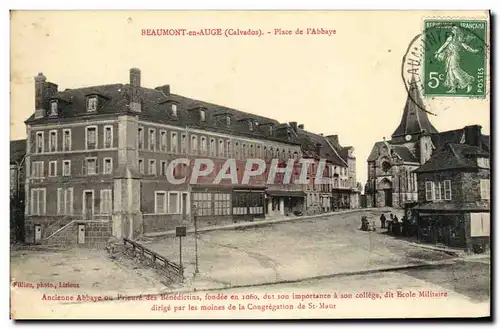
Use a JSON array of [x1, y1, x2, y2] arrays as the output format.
[[401, 20, 489, 116]]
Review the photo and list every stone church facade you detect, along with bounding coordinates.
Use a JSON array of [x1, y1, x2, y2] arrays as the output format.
[[365, 85, 452, 209]]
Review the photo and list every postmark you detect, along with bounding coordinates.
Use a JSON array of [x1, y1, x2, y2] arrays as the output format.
[[401, 18, 489, 117], [422, 19, 488, 98]]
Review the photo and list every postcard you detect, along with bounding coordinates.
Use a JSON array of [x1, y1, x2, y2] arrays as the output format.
[[10, 10, 491, 319]]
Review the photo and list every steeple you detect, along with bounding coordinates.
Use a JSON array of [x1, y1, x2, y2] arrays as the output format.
[[391, 76, 438, 139]]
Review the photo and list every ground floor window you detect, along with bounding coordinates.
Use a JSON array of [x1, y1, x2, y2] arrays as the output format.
[[214, 193, 231, 216], [155, 191, 167, 214], [233, 191, 264, 216], [57, 187, 74, 215], [100, 189, 112, 214], [168, 192, 180, 214], [193, 192, 213, 216], [30, 188, 46, 215], [192, 192, 232, 216], [470, 213, 490, 237]]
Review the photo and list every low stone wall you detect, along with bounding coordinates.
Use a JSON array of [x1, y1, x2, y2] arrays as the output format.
[[26, 217, 113, 247]]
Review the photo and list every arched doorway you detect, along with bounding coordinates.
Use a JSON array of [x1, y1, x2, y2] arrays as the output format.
[[378, 178, 393, 207]]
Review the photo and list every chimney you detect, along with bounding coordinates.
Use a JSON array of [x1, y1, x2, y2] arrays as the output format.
[[155, 84, 170, 96], [464, 125, 482, 147], [34, 73, 46, 118], [129, 68, 141, 112], [130, 68, 141, 87], [289, 121, 298, 133], [34, 73, 58, 119], [298, 124, 304, 130], [326, 134, 339, 146]]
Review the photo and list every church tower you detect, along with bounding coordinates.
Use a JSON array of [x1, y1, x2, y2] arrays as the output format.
[[391, 76, 438, 145]]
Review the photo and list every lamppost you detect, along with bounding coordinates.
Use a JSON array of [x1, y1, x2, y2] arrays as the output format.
[[372, 162, 377, 208], [398, 167, 402, 208], [192, 204, 199, 275]]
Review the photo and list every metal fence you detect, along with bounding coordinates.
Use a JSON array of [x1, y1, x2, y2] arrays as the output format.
[[123, 238, 183, 282]]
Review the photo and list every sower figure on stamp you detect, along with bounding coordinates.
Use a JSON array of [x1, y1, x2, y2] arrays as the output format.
[[434, 25, 480, 93], [380, 213, 386, 229]]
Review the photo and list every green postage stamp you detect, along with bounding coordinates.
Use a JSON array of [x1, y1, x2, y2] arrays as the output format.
[[423, 19, 488, 97]]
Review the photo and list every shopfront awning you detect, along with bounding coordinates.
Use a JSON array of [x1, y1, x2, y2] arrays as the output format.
[[266, 190, 305, 198]]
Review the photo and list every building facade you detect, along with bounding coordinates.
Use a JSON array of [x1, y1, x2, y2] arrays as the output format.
[[23, 68, 356, 245], [11, 139, 27, 243], [412, 127, 490, 251], [365, 82, 490, 210]]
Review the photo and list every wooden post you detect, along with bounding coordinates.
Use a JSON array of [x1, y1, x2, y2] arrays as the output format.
[[179, 236, 183, 279]]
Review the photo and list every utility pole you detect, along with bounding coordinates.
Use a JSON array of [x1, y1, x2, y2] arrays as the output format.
[[194, 205, 199, 275], [372, 162, 377, 208]]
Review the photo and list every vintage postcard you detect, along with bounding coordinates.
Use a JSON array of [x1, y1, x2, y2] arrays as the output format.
[[9, 10, 491, 319]]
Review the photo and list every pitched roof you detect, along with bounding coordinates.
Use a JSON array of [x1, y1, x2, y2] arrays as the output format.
[[26, 84, 300, 145], [295, 129, 347, 166], [367, 141, 385, 162], [367, 141, 418, 163], [430, 128, 464, 150], [392, 145, 418, 163], [431, 127, 489, 153], [391, 76, 438, 138], [10, 139, 26, 164], [414, 143, 489, 173]]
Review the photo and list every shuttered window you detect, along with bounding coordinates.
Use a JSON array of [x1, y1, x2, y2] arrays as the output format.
[[480, 179, 490, 200], [425, 181, 434, 201]]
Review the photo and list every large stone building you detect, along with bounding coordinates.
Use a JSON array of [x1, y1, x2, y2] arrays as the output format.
[[22, 68, 358, 245], [413, 128, 490, 251], [365, 85, 490, 209]]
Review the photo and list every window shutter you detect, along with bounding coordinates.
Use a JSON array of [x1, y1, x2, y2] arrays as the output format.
[[480, 179, 490, 200], [42, 190, 46, 215], [425, 181, 433, 201], [67, 188, 74, 215], [57, 188, 63, 215], [444, 180, 452, 200]]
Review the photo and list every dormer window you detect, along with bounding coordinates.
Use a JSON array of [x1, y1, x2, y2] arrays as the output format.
[[269, 126, 273, 135], [87, 96, 97, 112], [248, 121, 254, 131], [171, 104, 178, 117], [200, 109, 206, 122], [50, 100, 58, 116], [226, 116, 231, 127]]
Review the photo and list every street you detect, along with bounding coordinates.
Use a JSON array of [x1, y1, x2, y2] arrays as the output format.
[[10, 209, 490, 319], [142, 210, 459, 288]]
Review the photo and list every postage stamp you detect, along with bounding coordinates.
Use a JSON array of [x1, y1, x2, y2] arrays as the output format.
[[423, 19, 488, 97]]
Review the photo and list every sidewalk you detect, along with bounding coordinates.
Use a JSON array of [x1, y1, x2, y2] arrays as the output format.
[[142, 207, 390, 239], [408, 242, 491, 261]]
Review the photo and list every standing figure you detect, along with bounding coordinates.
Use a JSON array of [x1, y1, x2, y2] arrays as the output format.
[[434, 26, 480, 93], [393, 215, 400, 235], [380, 213, 387, 229], [387, 213, 394, 232]]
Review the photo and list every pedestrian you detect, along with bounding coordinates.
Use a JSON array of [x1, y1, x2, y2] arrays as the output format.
[[393, 215, 400, 235], [387, 214, 393, 232], [401, 216, 408, 237], [380, 213, 386, 229]]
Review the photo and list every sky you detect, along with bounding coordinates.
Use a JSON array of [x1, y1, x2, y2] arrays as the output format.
[[10, 10, 490, 186]]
